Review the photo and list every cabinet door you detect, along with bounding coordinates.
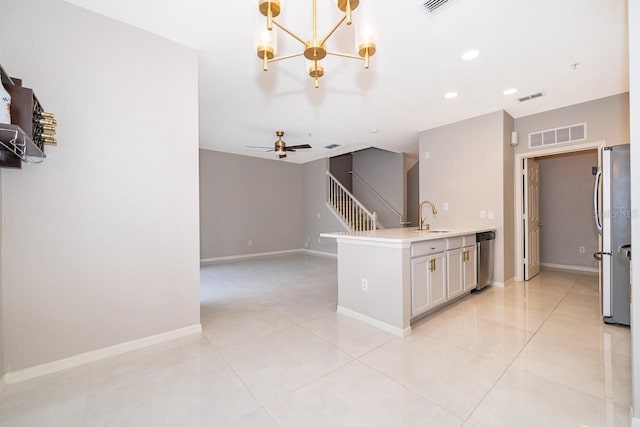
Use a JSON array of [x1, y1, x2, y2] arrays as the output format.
[[429, 252, 448, 308], [411, 256, 430, 316], [463, 245, 478, 292], [447, 248, 464, 299]]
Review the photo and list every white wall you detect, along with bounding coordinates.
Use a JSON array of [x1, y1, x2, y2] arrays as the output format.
[[628, 0, 640, 424], [199, 149, 304, 259], [0, 172, 3, 377], [0, 0, 200, 372]]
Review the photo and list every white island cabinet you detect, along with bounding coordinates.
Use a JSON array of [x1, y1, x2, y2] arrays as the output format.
[[321, 227, 495, 337], [446, 235, 478, 300], [411, 240, 447, 316]]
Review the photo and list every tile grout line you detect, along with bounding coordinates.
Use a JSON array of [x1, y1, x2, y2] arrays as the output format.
[[355, 339, 466, 423], [462, 272, 583, 422]]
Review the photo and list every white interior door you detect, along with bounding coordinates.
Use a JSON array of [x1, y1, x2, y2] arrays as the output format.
[[524, 157, 541, 280]]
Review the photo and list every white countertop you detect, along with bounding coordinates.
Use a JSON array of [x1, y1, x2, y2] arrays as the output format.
[[320, 227, 496, 244]]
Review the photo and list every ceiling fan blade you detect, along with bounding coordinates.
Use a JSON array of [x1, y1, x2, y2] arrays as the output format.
[[286, 144, 312, 150], [245, 145, 274, 152]]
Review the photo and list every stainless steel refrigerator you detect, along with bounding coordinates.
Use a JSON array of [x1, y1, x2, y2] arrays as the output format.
[[593, 144, 631, 326]]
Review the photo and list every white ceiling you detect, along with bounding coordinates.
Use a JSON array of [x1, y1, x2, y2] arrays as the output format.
[[65, 0, 629, 163]]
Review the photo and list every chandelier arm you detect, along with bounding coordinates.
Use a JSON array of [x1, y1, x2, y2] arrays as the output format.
[[320, 15, 347, 46], [326, 51, 365, 60], [269, 52, 305, 63], [272, 20, 308, 46]]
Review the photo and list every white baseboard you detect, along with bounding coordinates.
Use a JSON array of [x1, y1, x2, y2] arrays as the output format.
[[4, 324, 202, 384], [200, 249, 301, 264], [491, 277, 515, 288], [541, 263, 598, 274], [201, 248, 337, 264], [337, 306, 411, 338], [302, 249, 337, 258]]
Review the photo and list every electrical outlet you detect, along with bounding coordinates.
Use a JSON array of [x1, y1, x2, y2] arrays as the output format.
[[480, 210, 487, 219], [443, 203, 449, 211], [579, 246, 586, 254], [317, 212, 321, 218], [361, 279, 369, 291], [248, 240, 253, 246], [487, 211, 495, 220], [424, 152, 430, 159]]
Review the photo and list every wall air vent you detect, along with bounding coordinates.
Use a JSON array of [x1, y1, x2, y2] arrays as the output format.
[[325, 144, 340, 149], [419, 0, 458, 15], [528, 123, 587, 148], [518, 92, 545, 102]]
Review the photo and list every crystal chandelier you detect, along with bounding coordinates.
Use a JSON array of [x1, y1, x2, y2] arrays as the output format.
[[255, 0, 378, 88]]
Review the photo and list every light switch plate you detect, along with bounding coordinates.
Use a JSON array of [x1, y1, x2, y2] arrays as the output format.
[[488, 211, 495, 220], [480, 210, 487, 219], [424, 152, 430, 159], [443, 203, 449, 211]]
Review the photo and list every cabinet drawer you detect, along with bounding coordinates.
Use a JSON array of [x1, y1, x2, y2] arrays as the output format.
[[446, 237, 463, 249], [462, 234, 476, 247], [411, 239, 445, 257]]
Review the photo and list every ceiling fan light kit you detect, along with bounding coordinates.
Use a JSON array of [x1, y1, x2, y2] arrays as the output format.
[[255, 0, 378, 88]]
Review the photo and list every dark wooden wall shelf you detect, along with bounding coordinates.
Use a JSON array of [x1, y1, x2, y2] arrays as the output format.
[[1, 64, 51, 168]]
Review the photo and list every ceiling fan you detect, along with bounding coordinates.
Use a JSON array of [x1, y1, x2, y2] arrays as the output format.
[[246, 131, 312, 159]]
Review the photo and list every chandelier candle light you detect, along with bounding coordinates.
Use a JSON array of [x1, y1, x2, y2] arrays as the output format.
[[255, 0, 378, 88]]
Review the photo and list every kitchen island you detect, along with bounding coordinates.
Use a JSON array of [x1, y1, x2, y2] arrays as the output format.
[[321, 227, 496, 337]]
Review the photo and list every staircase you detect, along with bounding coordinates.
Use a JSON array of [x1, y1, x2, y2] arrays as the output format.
[[326, 171, 378, 231]]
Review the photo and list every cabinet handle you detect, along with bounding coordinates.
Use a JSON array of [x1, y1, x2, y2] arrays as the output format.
[[430, 259, 436, 272], [464, 250, 468, 262]]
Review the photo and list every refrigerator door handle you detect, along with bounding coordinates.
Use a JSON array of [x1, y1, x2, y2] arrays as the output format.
[[593, 251, 612, 261], [594, 168, 602, 233]]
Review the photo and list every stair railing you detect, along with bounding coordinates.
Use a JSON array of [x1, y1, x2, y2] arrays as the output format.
[[349, 171, 409, 226], [326, 171, 377, 231]]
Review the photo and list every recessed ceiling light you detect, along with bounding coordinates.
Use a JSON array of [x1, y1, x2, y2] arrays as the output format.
[[444, 92, 458, 99], [370, 128, 380, 134], [461, 49, 480, 61], [503, 88, 518, 95]]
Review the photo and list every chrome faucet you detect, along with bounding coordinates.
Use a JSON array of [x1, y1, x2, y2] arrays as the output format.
[[418, 200, 438, 231]]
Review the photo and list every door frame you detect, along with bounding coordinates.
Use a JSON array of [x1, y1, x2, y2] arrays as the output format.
[[514, 140, 606, 281]]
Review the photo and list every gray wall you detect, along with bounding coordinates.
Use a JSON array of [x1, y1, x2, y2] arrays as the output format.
[[303, 158, 346, 254], [419, 111, 515, 284], [199, 149, 304, 259], [537, 151, 599, 269], [406, 162, 420, 227], [352, 148, 406, 229], [515, 93, 630, 152], [502, 112, 516, 281], [329, 154, 353, 193], [0, 0, 201, 372]]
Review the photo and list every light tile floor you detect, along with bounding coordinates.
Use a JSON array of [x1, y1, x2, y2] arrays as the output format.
[[0, 254, 632, 426]]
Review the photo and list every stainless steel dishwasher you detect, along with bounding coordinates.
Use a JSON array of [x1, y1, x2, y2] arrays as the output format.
[[476, 231, 495, 290]]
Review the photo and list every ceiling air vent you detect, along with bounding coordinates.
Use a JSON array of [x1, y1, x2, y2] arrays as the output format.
[[325, 144, 340, 149], [420, 0, 458, 15], [518, 92, 545, 102], [528, 123, 587, 148]]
